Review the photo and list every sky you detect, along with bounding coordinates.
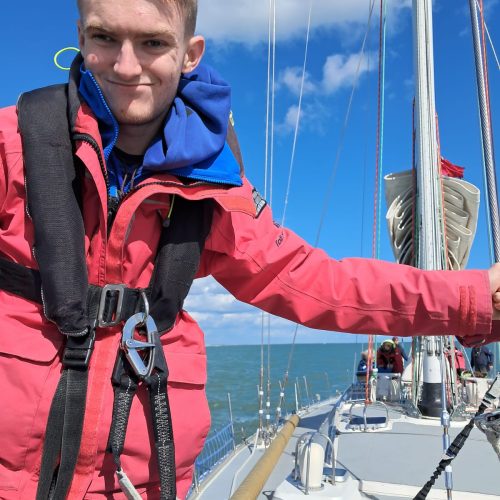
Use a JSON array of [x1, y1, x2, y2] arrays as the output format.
[[1, 0, 499, 345]]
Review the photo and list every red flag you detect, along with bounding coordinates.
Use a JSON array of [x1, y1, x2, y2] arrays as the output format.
[[441, 157, 464, 178]]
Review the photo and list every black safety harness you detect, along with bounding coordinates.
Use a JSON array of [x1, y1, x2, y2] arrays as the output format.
[[0, 82, 219, 499]]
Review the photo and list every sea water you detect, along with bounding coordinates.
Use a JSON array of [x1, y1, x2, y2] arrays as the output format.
[[205, 342, 373, 442]]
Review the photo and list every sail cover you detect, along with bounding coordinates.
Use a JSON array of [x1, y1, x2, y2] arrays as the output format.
[[385, 169, 480, 270]]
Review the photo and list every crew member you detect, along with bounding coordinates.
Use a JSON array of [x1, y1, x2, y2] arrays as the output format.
[[1, 0, 500, 498]]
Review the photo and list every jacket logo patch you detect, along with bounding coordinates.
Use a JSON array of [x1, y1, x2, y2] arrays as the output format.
[[275, 232, 284, 247], [252, 188, 267, 218]]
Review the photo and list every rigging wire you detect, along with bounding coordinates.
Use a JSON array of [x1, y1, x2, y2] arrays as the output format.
[[475, 0, 500, 70], [372, 0, 387, 261], [264, 0, 277, 439], [280, 0, 313, 228], [273, 0, 314, 424], [366, 0, 387, 403], [314, 0, 377, 248], [258, 0, 276, 442], [270, 0, 277, 208], [274, 0, 378, 425], [479, 0, 493, 140]]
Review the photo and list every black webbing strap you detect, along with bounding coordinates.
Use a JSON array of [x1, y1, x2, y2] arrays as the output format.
[[108, 354, 139, 473], [107, 321, 176, 499], [0, 257, 150, 328], [18, 85, 89, 336], [36, 368, 89, 500], [0, 256, 42, 303], [145, 337, 176, 499]]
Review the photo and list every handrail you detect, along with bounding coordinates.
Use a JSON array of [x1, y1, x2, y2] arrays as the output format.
[[230, 414, 300, 500], [348, 400, 389, 431]]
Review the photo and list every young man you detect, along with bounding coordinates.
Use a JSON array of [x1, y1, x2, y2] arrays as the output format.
[[1, 0, 500, 498]]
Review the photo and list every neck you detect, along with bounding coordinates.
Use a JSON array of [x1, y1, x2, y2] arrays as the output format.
[[115, 117, 165, 155]]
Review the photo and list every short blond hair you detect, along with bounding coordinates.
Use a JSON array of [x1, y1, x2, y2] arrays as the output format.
[[77, 0, 198, 37]]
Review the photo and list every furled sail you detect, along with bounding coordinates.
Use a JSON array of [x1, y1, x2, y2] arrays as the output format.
[[384, 169, 480, 270]]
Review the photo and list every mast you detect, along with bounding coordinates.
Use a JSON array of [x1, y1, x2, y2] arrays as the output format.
[[412, 0, 447, 418], [412, 2, 454, 496]]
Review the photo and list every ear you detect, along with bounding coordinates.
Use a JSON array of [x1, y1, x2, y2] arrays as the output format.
[[182, 35, 205, 73]]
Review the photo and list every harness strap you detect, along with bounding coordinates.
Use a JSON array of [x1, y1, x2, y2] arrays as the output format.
[[108, 353, 139, 473], [0, 256, 42, 303], [14, 77, 215, 497], [36, 369, 89, 500], [0, 257, 151, 327], [145, 336, 176, 499], [108, 324, 176, 500]]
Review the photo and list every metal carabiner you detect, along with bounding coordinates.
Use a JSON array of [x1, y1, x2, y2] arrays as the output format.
[[121, 312, 157, 378], [137, 290, 150, 329]]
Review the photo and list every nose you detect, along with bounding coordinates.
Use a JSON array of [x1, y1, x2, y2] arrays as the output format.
[[113, 41, 142, 80]]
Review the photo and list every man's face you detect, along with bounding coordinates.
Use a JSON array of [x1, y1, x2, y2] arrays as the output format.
[[78, 0, 201, 126]]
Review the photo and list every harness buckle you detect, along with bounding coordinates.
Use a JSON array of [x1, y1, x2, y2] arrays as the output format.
[[121, 312, 157, 378], [98, 284, 126, 327]]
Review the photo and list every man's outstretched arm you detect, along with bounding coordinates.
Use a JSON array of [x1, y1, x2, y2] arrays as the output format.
[[203, 192, 499, 345]]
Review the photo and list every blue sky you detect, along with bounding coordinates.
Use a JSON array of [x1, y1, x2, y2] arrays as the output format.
[[1, 0, 499, 344]]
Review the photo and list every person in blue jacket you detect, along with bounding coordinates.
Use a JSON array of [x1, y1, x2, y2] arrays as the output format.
[[471, 345, 494, 377]]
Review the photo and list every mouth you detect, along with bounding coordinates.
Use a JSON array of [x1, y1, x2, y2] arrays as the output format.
[[107, 81, 153, 88]]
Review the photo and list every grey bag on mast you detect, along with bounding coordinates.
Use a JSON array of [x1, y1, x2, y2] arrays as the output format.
[[384, 170, 480, 270]]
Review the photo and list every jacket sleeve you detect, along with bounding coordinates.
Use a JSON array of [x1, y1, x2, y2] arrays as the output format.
[[202, 195, 495, 342]]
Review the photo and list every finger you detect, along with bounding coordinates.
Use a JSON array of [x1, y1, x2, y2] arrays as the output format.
[[494, 291, 500, 303]]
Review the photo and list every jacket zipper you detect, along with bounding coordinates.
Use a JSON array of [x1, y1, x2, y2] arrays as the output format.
[[73, 133, 232, 233]]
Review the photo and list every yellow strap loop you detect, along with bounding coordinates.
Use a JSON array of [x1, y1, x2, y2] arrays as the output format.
[[54, 47, 80, 71]]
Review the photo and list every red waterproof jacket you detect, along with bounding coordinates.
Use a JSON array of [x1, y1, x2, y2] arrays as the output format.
[[377, 347, 404, 374], [0, 101, 499, 499]]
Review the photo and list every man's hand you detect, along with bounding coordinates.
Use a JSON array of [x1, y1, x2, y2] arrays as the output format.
[[488, 263, 500, 320]]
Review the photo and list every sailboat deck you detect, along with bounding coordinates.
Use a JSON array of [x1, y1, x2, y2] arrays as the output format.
[[336, 404, 500, 498], [190, 397, 500, 499]]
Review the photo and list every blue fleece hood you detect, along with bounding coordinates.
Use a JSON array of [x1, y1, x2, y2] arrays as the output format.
[[78, 63, 242, 190]]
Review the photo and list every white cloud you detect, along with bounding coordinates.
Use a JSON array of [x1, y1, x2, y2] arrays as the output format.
[[321, 51, 376, 94], [276, 100, 329, 136], [197, 0, 411, 45], [274, 50, 375, 134], [278, 50, 376, 100], [279, 67, 316, 96], [276, 104, 300, 134]]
